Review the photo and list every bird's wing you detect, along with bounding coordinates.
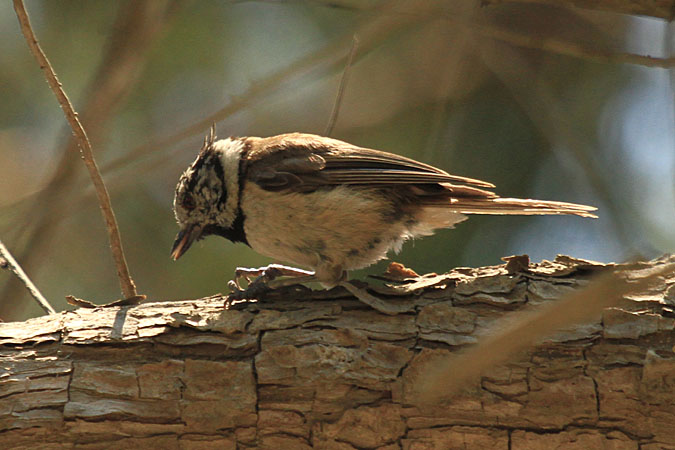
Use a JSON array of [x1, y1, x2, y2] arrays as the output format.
[[244, 133, 597, 218], [246, 133, 495, 193]]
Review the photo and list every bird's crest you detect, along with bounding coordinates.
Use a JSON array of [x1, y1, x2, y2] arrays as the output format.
[[200, 123, 218, 155]]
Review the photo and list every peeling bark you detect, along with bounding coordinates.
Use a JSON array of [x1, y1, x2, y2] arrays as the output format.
[[1, 255, 674, 449]]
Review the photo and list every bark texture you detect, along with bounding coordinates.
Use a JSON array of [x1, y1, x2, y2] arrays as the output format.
[[1, 255, 674, 449]]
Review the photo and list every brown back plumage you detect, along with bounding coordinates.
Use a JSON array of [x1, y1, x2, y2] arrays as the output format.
[[243, 132, 597, 219]]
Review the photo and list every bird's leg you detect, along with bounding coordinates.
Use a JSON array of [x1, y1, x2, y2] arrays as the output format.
[[228, 264, 315, 299], [229, 264, 313, 289], [266, 273, 317, 289], [228, 265, 407, 316], [313, 265, 406, 315]]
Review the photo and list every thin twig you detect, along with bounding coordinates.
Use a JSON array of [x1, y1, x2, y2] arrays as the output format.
[[1, 1, 175, 314], [479, 0, 673, 22], [472, 21, 675, 69], [13, 0, 138, 299], [272, 0, 675, 56], [325, 35, 359, 137], [248, 0, 675, 66], [667, 23, 675, 229], [417, 262, 675, 403], [0, 240, 55, 315]]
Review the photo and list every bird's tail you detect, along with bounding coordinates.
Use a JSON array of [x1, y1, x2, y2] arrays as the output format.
[[450, 197, 598, 218]]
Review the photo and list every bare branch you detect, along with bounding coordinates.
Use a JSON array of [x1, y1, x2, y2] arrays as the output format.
[[238, 0, 675, 20], [325, 35, 359, 137], [13, 0, 138, 299], [248, 1, 675, 67], [472, 20, 675, 69], [1, 1, 175, 317], [0, 240, 55, 315], [481, 0, 675, 22]]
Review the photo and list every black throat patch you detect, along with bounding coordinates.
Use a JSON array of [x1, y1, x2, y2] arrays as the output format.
[[231, 141, 249, 245], [201, 140, 249, 246], [202, 210, 247, 245]]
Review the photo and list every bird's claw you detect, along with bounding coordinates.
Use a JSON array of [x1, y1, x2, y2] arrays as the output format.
[[228, 266, 284, 300], [227, 264, 316, 302], [228, 279, 270, 300]]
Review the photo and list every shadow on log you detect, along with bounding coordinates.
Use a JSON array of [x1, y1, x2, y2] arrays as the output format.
[[1, 255, 674, 449]]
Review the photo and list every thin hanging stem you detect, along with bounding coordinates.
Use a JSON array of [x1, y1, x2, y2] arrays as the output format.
[[13, 0, 138, 299]]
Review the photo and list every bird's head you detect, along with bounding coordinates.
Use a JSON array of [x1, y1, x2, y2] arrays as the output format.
[[171, 128, 245, 260]]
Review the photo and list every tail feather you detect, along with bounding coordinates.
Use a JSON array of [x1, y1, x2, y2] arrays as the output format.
[[449, 197, 598, 218]]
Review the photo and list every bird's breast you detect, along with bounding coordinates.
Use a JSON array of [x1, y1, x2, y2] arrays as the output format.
[[240, 184, 409, 271]]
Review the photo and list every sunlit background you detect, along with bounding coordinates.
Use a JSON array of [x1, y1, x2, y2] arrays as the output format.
[[1, 0, 673, 320]]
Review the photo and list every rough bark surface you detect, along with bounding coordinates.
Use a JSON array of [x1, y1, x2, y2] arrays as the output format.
[[1, 255, 674, 449]]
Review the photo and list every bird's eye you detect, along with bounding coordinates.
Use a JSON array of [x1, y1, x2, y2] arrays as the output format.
[[182, 194, 196, 210]]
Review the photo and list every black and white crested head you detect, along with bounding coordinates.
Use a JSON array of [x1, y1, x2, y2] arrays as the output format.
[[171, 128, 246, 260]]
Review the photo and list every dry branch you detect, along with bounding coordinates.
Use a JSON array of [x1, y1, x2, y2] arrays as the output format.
[[13, 0, 138, 300], [472, 20, 675, 69], [249, 1, 675, 64], [1, 255, 674, 448], [0, 240, 55, 315], [3, 1, 176, 317], [482, 0, 675, 21], [290, 0, 675, 21], [2, 2, 174, 318]]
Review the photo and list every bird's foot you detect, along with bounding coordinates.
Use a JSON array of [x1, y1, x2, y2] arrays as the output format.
[[228, 264, 315, 300], [227, 265, 407, 315]]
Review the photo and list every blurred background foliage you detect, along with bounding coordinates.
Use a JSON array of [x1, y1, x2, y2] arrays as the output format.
[[1, 0, 673, 320]]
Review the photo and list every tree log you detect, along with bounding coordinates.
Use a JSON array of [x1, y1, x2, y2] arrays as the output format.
[[1, 255, 674, 449]]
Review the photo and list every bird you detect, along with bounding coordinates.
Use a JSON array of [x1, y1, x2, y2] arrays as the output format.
[[171, 127, 597, 313]]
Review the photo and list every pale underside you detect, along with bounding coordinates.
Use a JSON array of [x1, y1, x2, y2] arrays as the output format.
[[242, 183, 466, 285]]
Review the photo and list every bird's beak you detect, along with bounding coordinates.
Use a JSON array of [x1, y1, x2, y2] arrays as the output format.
[[170, 225, 202, 260]]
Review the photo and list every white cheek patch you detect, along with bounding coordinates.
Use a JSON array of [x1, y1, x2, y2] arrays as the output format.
[[214, 138, 245, 226]]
